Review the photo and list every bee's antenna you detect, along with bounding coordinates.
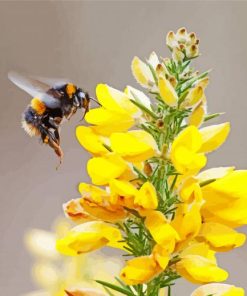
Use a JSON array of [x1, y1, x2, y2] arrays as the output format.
[[89, 96, 101, 106]]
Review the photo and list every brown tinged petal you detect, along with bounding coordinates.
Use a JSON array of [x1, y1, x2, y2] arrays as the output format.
[[63, 199, 95, 223], [65, 288, 106, 296]]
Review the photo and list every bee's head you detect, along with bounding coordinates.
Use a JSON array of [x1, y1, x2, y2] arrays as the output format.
[[74, 88, 89, 108]]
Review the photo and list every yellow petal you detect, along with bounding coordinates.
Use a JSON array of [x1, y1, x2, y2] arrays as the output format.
[[131, 56, 155, 88], [120, 256, 160, 285], [158, 76, 178, 107], [201, 170, 247, 227], [110, 130, 157, 162], [87, 154, 128, 185], [63, 198, 94, 223], [152, 244, 170, 270], [179, 177, 202, 203], [188, 102, 206, 127], [96, 84, 138, 115], [145, 211, 180, 252], [76, 126, 108, 155], [85, 108, 134, 135], [78, 182, 109, 203], [171, 126, 207, 175], [176, 255, 228, 284], [56, 221, 123, 256], [199, 122, 230, 153], [172, 202, 202, 248], [109, 179, 137, 207], [80, 197, 127, 222], [197, 222, 246, 252], [191, 283, 244, 296], [134, 182, 158, 210]]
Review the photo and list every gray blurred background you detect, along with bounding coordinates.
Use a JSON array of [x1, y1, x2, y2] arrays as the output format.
[[0, 1, 247, 295]]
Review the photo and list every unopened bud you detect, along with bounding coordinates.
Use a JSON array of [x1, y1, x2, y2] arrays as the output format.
[[144, 162, 153, 176]]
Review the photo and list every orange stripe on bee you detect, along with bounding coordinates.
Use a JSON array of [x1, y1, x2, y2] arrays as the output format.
[[31, 98, 46, 115], [66, 83, 76, 99]]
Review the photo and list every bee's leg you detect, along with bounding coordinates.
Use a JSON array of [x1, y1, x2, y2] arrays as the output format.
[[40, 125, 63, 162], [54, 128, 60, 145], [80, 97, 90, 121]]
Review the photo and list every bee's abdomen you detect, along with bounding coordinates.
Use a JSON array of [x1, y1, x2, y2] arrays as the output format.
[[22, 106, 41, 137]]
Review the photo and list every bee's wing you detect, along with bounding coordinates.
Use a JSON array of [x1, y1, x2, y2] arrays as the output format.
[[8, 71, 64, 108]]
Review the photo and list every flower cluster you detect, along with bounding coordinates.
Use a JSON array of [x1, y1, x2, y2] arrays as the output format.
[[24, 218, 122, 296], [56, 28, 246, 295]]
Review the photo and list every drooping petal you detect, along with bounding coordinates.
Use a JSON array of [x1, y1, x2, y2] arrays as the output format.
[[134, 182, 158, 210], [197, 222, 246, 252], [96, 84, 138, 115], [120, 256, 161, 285], [63, 198, 95, 223], [152, 244, 170, 270], [201, 170, 247, 227], [76, 126, 108, 155], [172, 202, 202, 249], [87, 154, 128, 185], [85, 108, 134, 135], [176, 255, 228, 284], [197, 167, 235, 183], [56, 221, 124, 256], [145, 211, 180, 252], [199, 123, 230, 153]]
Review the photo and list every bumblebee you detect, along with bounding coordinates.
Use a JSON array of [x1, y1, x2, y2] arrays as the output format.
[[8, 71, 98, 164]]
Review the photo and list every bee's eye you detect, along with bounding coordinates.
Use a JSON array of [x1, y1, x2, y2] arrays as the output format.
[[77, 91, 85, 99]]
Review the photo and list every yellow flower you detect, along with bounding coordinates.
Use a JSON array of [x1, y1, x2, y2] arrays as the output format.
[[145, 211, 180, 252], [78, 182, 109, 204], [170, 126, 207, 175], [56, 221, 124, 256], [158, 76, 178, 107], [63, 198, 95, 223], [109, 179, 138, 207], [197, 222, 246, 252], [199, 122, 230, 153], [201, 170, 247, 227], [171, 202, 202, 249], [134, 181, 158, 210], [176, 242, 228, 284], [110, 130, 157, 162], [87, 153, 128, 185], [76, 126, 108, 155], [85, 84, 137, 136], [120, 256, 161, 285], [191, 283, 245, 296], [152, 244, 170, 270]]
